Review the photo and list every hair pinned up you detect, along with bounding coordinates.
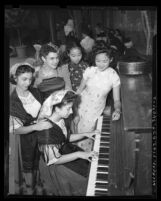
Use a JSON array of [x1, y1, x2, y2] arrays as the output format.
[[91, 41, 113, 65]]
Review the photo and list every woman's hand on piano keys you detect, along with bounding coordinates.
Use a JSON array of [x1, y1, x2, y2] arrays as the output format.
[[112, 110, 121, 121], [78, 151, 99, 162], [83, 130, 101, 140]]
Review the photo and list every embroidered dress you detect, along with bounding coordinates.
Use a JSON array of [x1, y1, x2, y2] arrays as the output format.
[[68, 61, 88, 91], [77, 67, 120, 151]]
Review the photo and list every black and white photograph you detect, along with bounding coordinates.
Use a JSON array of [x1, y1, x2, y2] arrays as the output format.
[[4, 5, 157, 198]]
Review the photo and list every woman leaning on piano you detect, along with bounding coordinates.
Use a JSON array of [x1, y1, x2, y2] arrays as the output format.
[[36, 89, 100, 195]]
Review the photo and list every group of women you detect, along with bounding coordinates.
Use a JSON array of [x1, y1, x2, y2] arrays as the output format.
[[9, 38, 122, 196]]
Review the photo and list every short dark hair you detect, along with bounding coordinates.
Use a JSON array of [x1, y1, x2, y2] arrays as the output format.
[[10, 64, 35, 85], [39, 43, 59, 59]]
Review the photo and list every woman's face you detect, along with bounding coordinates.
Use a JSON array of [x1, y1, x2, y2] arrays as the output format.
[[16, 72, 33, 91], [68, 48, 82, 64], [42, 52, 59, 69], [57, 102, 73, 118], [95, 53, 112, 71]]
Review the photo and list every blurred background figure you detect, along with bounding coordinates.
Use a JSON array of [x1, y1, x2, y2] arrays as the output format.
[[80, 25, 95, 64], [121, 37, 147, 61], [64, 19, 78, 44]]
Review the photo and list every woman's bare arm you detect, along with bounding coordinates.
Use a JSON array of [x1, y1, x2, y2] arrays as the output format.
[[76, 78, 86, 94]]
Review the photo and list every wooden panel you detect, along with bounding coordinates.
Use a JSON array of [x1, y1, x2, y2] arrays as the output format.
[[120, 74, 152, 132], [108, 115, 127, 195], [135, 132, 152, 195], [123, 131, 136, 195]]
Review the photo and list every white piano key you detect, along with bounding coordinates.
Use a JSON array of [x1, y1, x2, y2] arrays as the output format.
[[95, 188, 108, 191], [97, 171, 109, 174], [86, 116, 103, 196], [86, 116, 111, 196]]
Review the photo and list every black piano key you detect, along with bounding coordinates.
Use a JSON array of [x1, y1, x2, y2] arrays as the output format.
[[103, 119, 110, 122], [102, 129, 110, 132], [98, 159, 109, 165], [96, 173, 108, 181], [99, 154, 109, 159], [99, 147, 109, 153], [100, 143, 109, 147], [97, 166, 109, 172], [101, 137, 110, 142], [101, 134, 110, 137], [95, 183, 108, 189], [101, 136, 110, 139], [95, 190, 108, 196]]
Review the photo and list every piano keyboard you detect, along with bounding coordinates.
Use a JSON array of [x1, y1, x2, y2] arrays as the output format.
[[86, 115, 111, 196]]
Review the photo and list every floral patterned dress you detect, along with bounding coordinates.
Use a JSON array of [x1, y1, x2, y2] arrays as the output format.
[[76, 66, 120, 151], [68, 61, 88, 91]]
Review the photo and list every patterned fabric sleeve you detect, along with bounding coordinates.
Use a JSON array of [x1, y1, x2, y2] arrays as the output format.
[[58, 65, 72, 90], [38, 144, 62, 166], [83, 67, 94, 81], [111, 69, 121, 88], [9, 115, 23, 133]]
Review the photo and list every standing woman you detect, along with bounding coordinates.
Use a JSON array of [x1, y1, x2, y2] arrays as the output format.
[[75, 43, 121, 152], [9, 64, 51, 195]]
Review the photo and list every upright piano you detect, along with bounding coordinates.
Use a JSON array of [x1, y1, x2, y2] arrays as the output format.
[[86, 73, 153, 196]]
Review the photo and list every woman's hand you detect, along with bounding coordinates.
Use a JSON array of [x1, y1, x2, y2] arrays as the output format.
[[84, 130, 101, 140], [78, 151, 99, 162], [34, 119, 52, 131], [112, 110, 121, 121]]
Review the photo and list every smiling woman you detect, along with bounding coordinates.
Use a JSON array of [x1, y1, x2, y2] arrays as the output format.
[[9, 64, 52, 195], [34, 43, 72, 101], [75, 42, 121, 151]]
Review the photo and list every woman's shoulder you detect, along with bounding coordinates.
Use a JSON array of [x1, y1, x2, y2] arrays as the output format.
[[58, 64, 70, 74], [107, 67, 118, 75], [59, 63, 69, 69], [80, 60, 89, 67], [83, 66, 96, 79], [37, 66, 46, 78], [29, 87, 43, 103], [29, 87, 40, 94], [85, 66, 97, 73]]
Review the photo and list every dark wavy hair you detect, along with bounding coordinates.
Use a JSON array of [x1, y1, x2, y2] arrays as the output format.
[[10, 64, 35, 85], [39, 43, 59, 60], [91, 41, 113, 65]]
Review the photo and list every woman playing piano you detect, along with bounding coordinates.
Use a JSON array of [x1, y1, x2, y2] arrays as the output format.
[[37, 89, 99, 195], [75, 41, 121, 151]]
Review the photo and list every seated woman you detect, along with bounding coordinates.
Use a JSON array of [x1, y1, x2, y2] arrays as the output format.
[[34, 43, 72, 101], [37, 89, 100, 196], [9, 63, 52, 195]]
